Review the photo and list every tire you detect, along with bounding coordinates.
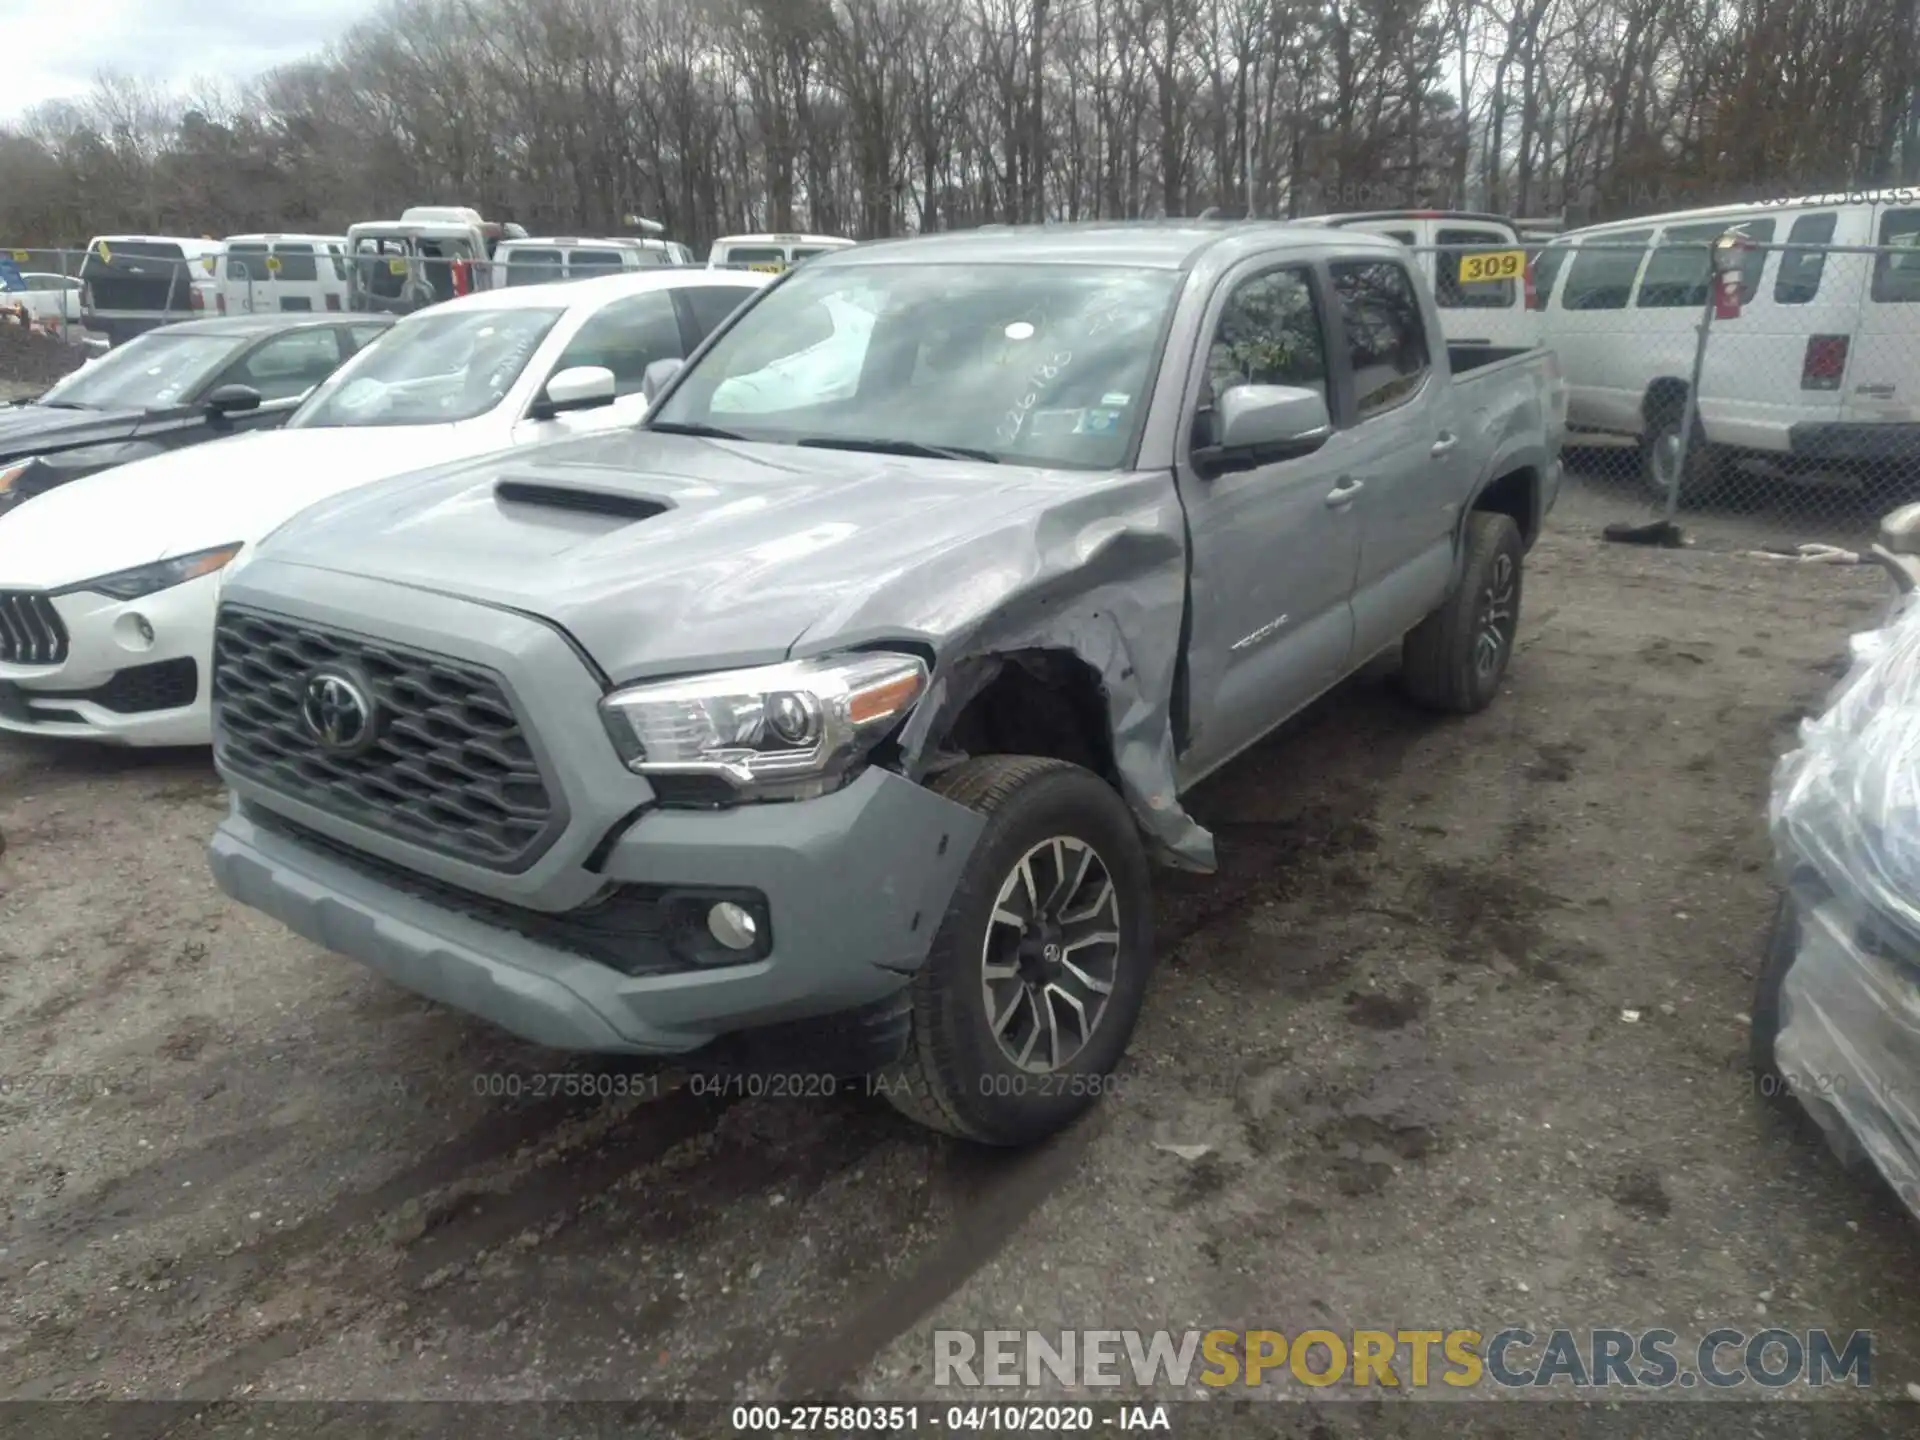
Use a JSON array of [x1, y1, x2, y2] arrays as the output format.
[[878, 755, 1155, 1146], [1400, 510, 1524, 715], [1749, 890, 1801, 1097], [1641, 411, 1723, 509]]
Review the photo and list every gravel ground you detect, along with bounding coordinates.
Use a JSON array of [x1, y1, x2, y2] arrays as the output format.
[[2, 486, 1916, 1433]]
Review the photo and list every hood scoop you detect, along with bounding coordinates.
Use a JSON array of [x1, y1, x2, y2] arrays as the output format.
[[494, 476, 672, 524]]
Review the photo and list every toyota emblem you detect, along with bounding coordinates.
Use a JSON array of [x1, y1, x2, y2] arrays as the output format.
[[300, 670, 377, 754]]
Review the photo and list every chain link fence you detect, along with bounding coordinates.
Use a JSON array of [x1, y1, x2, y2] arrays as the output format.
[[1413, 235, 1920, 551]]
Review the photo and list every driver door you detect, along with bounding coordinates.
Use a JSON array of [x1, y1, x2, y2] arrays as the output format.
[[1173, 259, 1362, 786], [513, 290, 687, 443]]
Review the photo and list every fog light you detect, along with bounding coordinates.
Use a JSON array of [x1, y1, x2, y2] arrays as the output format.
[[113, 611, 156, 652], [708, 901, 759, 951]]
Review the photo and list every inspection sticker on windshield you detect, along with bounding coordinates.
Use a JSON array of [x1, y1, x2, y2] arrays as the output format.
[[1101, 392, 1130, 407]]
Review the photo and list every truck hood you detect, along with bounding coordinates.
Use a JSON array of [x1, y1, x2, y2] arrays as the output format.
[[244, 429, 1130, 679], [0, 423, 472, 589], [0, 403, 144, 461]]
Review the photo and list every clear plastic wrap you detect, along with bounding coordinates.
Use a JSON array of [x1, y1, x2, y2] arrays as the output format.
[[1768, 588, 1920, 1215]]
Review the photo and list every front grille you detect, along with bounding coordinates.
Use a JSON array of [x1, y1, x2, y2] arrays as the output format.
[[0, 592, 70, 665], [213, 605, 562, 871]]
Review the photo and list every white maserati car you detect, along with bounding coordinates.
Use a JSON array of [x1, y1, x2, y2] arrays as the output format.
[[0, 267, 769, 746]]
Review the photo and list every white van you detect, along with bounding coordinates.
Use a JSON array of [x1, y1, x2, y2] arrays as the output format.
[[1536, 190, 1920, 500], [217, 234, 349, 316], [495, 237, 675, 287], [1295, 211, 1540, 351], [707, 233, 855, 273], [79, 235, 223, 345]]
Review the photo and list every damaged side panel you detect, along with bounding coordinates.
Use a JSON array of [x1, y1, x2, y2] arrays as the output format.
[[789, 471, 1216, 872]]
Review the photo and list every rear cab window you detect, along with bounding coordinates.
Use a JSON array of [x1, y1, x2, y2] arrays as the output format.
[[1558, 230, 1651, 310], [720, 247, 790, 272], [1331, 259, 1431, 418], [82, 240, 197, 311], [1775, 213, 1837, 303], [1873, 210, 1920, 303], [1435, 227, 1518, 308]]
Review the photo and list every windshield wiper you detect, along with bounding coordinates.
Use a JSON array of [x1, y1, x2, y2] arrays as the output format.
[[795, 436, 1000, 464], [648, 420, 748, 441], [35, 401, 91, 410]]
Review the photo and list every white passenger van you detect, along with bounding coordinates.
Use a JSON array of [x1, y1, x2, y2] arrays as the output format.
[[217, 234, 349, 315], [1295, 211, 1541, 351], [707, 233, 855, 273], [495, 237, 676, 287], [346, 207, 526, 315], [1535, 190, 1920, 500], [78, 235, 224, 345]]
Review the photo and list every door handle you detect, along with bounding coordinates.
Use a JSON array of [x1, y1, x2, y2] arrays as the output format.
[[1430, 433, 1458, 458], [1325, 477, 1364, 508]]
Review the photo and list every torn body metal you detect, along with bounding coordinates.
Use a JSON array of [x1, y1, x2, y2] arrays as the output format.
[[869, 472, 1215, 872]]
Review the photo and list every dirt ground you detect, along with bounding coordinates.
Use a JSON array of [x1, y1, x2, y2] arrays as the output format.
[[0, 325, 86, 400], [3, 477, 1918, 1433]]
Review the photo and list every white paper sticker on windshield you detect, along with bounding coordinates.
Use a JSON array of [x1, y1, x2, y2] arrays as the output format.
[[1004, 321, 1036, 341], [1102, 392, 1131, 406]]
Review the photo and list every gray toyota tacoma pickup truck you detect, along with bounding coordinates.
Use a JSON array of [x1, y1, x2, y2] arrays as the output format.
[[206, 222, 1565, 1145]]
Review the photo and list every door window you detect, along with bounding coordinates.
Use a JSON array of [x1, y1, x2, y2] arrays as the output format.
[[682, 283, 760, 339], [269, 244, 319, 282], [1775, 213, 1837, 304], [1637, 219, 1775, 307], [1559, 230, 1650, 310], [1196, 266, 1327, 449], [1330, 260, 1431, 419], [1873, 210, 1920, 303], [507, 248, 565, 286], [549, 291, 685, 396], [214, 328, 345, 402], [1530, 242, 1571, 310], [568, 248, 627, 278]]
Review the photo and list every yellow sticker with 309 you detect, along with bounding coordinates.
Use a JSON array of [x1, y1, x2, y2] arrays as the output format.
[[1459, 250, 1525, 283]]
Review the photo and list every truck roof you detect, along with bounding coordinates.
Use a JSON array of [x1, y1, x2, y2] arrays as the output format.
[[805, 220, 1406, 271]]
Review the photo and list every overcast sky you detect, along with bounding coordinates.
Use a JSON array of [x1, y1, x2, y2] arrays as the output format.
[[2, 0, 384, 121]]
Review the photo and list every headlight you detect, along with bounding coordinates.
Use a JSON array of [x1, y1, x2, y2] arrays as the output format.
[[600, 651, 928, 801], [61, 542, 245, 601]]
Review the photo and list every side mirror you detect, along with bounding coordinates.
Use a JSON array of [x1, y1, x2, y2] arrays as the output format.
[[205, 383, 263, 416], [533, 365, 617, 419], [641, 357, 684, 403], [1193, 384, 1332, 475]]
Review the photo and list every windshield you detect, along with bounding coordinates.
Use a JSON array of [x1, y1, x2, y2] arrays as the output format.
[[36, 331, 246, 410], [650, 262, 1178, 470], [291, 307, 562, 428]]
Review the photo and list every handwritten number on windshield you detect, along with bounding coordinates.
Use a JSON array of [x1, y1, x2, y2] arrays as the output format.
[[997, 349, 1073, 446]]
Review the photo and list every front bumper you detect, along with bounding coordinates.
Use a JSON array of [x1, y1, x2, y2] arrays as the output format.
[[207, 558, 987, 1054], [209, 764, 983, 1054], [0, 573, 217, 746]]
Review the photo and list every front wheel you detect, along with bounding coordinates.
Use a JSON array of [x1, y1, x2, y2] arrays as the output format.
[[878, 756, 1155, 1145]]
